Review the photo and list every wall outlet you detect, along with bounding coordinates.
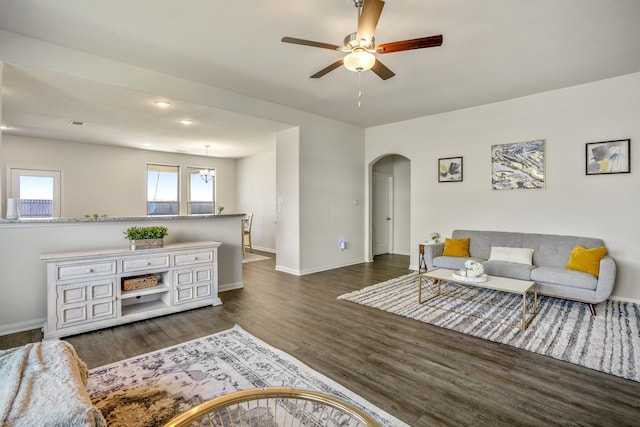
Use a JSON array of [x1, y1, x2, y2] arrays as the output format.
[[339, 240, 346, 251]]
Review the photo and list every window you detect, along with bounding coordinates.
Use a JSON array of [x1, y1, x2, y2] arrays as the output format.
[[187, 167, 215, 215], [9, 168, 61, 218], [147, 164, 179, 215]]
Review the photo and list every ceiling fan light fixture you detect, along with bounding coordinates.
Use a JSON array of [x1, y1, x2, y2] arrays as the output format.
[[344, 50, 376, 72]]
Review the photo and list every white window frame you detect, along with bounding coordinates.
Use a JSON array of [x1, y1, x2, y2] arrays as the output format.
[[147, 163, 180, 216], [187, 167, 215, 215], [8, 167, 63, 218]]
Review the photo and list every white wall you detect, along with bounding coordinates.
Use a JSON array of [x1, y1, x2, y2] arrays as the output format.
[[298, 120, 365, 274], [236, 149, 277, 252], [366, 72, 640, 302], [275, 127, 301, 273], [2, 135, 237, 218]]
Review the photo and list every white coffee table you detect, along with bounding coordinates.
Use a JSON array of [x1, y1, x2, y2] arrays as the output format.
[[418, 268, 537, 331]]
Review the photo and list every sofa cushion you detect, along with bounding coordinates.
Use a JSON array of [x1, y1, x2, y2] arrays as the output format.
[[442, 238, 470, 257], [531, 266, 598, 290], [566, 245, 607, 276], [488, 247, 534, 265], [482, 261, 536, 281]]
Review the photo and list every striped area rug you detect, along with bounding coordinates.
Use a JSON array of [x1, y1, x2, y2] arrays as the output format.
[[338, 273, 640, 382]]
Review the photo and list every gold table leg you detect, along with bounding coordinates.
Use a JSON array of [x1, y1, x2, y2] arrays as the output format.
[[418, 275, 441, 304], [520, 284, 538, 331]]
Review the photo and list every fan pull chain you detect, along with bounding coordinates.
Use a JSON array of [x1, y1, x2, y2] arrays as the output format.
[[357, 71, 363, 108]]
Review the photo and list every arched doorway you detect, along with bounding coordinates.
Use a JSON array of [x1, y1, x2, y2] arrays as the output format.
[[370, 154, 411, 257]]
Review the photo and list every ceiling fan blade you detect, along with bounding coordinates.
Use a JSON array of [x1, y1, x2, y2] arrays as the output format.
[[356, 0, 385, 46], [310, 59, 344, 78], [281, 37, 341, 51], [371, 59, 395, 80], [377, 35, 443, 54]]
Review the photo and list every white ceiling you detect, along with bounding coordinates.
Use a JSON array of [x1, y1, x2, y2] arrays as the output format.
[[1, 0, 639, 158]]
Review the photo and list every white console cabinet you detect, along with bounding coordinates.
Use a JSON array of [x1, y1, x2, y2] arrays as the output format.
[[41, 241, 222, 339]]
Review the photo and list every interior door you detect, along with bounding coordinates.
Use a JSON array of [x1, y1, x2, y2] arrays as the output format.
[[372, 172, 393, 255]]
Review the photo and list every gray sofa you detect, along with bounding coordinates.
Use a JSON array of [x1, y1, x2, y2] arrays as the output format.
[[424, 230, 616, 314]]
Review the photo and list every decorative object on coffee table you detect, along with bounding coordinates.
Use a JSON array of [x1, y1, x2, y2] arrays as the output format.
[[586, 139, 630, 175], [453, 270, 487, 283], [124, 225, 168, 250], [464, 259, 484, 277]]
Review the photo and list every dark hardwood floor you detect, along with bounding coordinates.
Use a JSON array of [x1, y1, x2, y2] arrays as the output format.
[[2, 252, 640, 426]]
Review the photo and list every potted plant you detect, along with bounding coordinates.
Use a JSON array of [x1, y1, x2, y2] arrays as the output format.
[[124, 226, 168, 250]]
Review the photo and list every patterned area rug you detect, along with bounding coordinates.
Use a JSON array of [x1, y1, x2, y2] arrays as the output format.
[[87, 325, 407, 427], [338, 273, 640, 382]]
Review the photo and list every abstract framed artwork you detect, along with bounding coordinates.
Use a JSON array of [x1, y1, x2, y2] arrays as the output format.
[[491, 139, 545, 190], [438, 156, 463, 182], [586, 139, 630, 175]]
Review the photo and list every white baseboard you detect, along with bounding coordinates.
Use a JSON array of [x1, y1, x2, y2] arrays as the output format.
[[251, 245, 275, 253], [392, 249, 411, 256], [276, 259, 366, 276], [0, 318, 45, 337], [219, 281, 244, 292], [275, 265, 301, 275], [302, 259, 367, 276]]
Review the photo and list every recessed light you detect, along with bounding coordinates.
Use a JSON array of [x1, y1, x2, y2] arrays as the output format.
[[70, 120, 85, 126], [154, 100, 171, 108], [180, 119, 193, 126], [142, 143, 152, 147], [0, 124, 9, 130]]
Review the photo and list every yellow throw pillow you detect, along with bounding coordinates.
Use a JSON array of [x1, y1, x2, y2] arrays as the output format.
[[566, 245, 607, 276], [442, 238, 470, 257]]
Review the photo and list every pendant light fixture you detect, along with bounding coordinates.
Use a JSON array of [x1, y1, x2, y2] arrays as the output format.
[[199, 145, 213, 183]]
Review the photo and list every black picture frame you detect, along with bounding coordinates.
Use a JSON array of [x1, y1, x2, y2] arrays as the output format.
[[586, 139, 630, 175], [438, 157, 463, 182]]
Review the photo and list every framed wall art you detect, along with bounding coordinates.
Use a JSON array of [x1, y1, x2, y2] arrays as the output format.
[[586, 139, 630, 175], [491, 139, 545, 190], [438, 157, 463, 182]]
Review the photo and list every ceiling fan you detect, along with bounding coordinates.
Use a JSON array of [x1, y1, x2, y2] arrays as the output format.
[[281, 0, 443, 80]]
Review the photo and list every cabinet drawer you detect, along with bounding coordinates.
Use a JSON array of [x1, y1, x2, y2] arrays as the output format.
[[173, 250, 213, 266], [121, 255, 170, 273], [56, 260, 117, 281]]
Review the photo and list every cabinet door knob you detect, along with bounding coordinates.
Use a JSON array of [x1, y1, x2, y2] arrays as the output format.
[[194, 257, 198, 260], [87, 268, 94, 273], [146, 262, 151, 266]]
